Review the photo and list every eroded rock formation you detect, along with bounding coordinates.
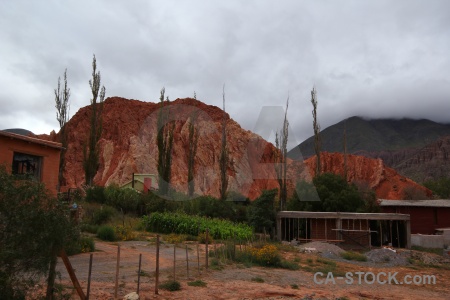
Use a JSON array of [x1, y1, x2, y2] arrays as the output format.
[[39, 97, 430, 200]]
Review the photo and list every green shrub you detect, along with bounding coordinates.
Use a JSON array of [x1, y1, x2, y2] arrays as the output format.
[[251, 276, 264, 283], [104, 184, 141, 213], [97, 225, 116, 241], [159, 280, 181, 291], [80, 236, 95, 252], [92, 205, 117, 225], [248, 244, 281, 266], [80, 223, 99, 234], [197, 232, 214, 244], [279, 260, 300, 270], [165, 233, 188, 244], [142, 212, 252, 240], [114, 225, 135, 241], [187, 280, 207, 287], [340, 251, 367, 262], [86, 185, 106, 203]]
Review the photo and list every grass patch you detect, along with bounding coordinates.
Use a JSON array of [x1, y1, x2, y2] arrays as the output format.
[[210, 258, 224, 270], [412, 245, 443, 256], [187, 280, 207, 287], [279, 260, 300, 270], [137, 270, 152, 277], [251, 276, 264, 283], [340, 251, 367, 262], [97, 225, 116, 241], [164, 233, 188, 244], [159, 280, 181, 291], [300, 257, 345, 277], [290, 284, 299, 289]]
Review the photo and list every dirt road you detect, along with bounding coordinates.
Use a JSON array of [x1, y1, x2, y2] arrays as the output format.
[[29, 240, 450, 299]]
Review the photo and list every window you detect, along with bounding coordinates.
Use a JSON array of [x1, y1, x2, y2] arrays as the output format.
[[12, 152, 42, 181]]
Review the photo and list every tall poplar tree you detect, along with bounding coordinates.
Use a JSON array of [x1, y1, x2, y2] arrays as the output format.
[[54, 69, 70, 191], [275, 96, 289, 210], [83, 55, 106, 186], [187, 111, 199, 197], [311, 87, 321, 175], [219, 86, 229, 201], [157, 87, 175, 196]]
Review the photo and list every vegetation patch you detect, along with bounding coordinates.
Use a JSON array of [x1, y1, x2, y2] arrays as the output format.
[[97, 225, 116, 241], [114, 225, 135, 241], [187, 280, 207, 287], [340, 251, 367, 262], [251, 276, 264, 283], [412, 245, 444, 256], [159, 280, 181, 291], [142, 212, 252, 240]]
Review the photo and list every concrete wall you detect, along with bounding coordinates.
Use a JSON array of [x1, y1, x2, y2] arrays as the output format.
[[411, 234, 450, 248]]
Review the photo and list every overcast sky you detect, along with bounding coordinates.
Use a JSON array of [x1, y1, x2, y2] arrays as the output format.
[[1, 0, 450, 147]]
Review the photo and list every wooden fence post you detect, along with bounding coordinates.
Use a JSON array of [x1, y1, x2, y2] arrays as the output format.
[[114, 245, 120, 299], [137, 254, 142, 294], [197, 242, 200, 275], [86, 254, 93, 300], [205, 228, 209, 270], [186, 245, 189, 279], [155, 235, 160, 295], [173, 244, 176, 280], [59, 250, 86, 300]]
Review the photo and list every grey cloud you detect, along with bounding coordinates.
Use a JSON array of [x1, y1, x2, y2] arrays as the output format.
[[0, 0, 449, 146]]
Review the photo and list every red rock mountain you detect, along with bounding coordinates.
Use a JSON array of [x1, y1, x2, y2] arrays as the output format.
[[42, 97, 430, 200]]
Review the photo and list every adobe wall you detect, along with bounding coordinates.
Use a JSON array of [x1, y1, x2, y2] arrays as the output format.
[[0, 136, 61, 195]]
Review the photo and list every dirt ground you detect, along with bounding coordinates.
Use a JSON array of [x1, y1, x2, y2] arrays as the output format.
[[28, 239, 450, 300]]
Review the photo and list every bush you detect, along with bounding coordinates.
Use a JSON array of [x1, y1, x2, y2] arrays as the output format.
[[92, 205, 117, 225], [114, 225, 135, 241], [251, 276, 264, 283], [80, 236, 95, 252], [0, 165, 79, 298], [104, 184, 141, 213], [278, 260, 300, 270], [80, 223, 100, 234], [164, 233, 188, 244], [65, 235, 95, 255], [248, 244, 281, 266], [187, 280, 207, 287], [86, 185, 106, 203], [197, 232, 214, 244], [159, 280, 181, 291], [97, 225, 116, 241]]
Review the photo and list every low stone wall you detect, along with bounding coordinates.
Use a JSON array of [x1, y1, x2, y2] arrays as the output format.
[[411, 234, 450, 248]]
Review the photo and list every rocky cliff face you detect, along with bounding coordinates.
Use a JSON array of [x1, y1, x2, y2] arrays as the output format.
[[41, 97, 430, 200], [303, 152, 432, 200], [391, 135, 450, 183]]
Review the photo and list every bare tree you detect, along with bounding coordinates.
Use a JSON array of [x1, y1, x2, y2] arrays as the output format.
[[343, 120, 348, 180], [311, 87, 321, 175], [275, 95, 289, 210], [187, 111, 199, 197], [83, 54, 106, 186], [219, 85, 229, 201], [54, 69, 70, 191], [157, 87, 175, 196]]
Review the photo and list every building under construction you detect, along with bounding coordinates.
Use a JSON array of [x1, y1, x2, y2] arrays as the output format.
[[277, 211, 411, 249]]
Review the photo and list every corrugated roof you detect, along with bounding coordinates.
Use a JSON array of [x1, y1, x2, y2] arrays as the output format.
[[379, 199, 450, 208], [0, 130, 62, 149]]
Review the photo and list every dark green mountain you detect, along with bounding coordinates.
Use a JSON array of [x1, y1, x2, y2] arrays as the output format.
[[289, 116, 450, 161], [2, 128, 34, 136]]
